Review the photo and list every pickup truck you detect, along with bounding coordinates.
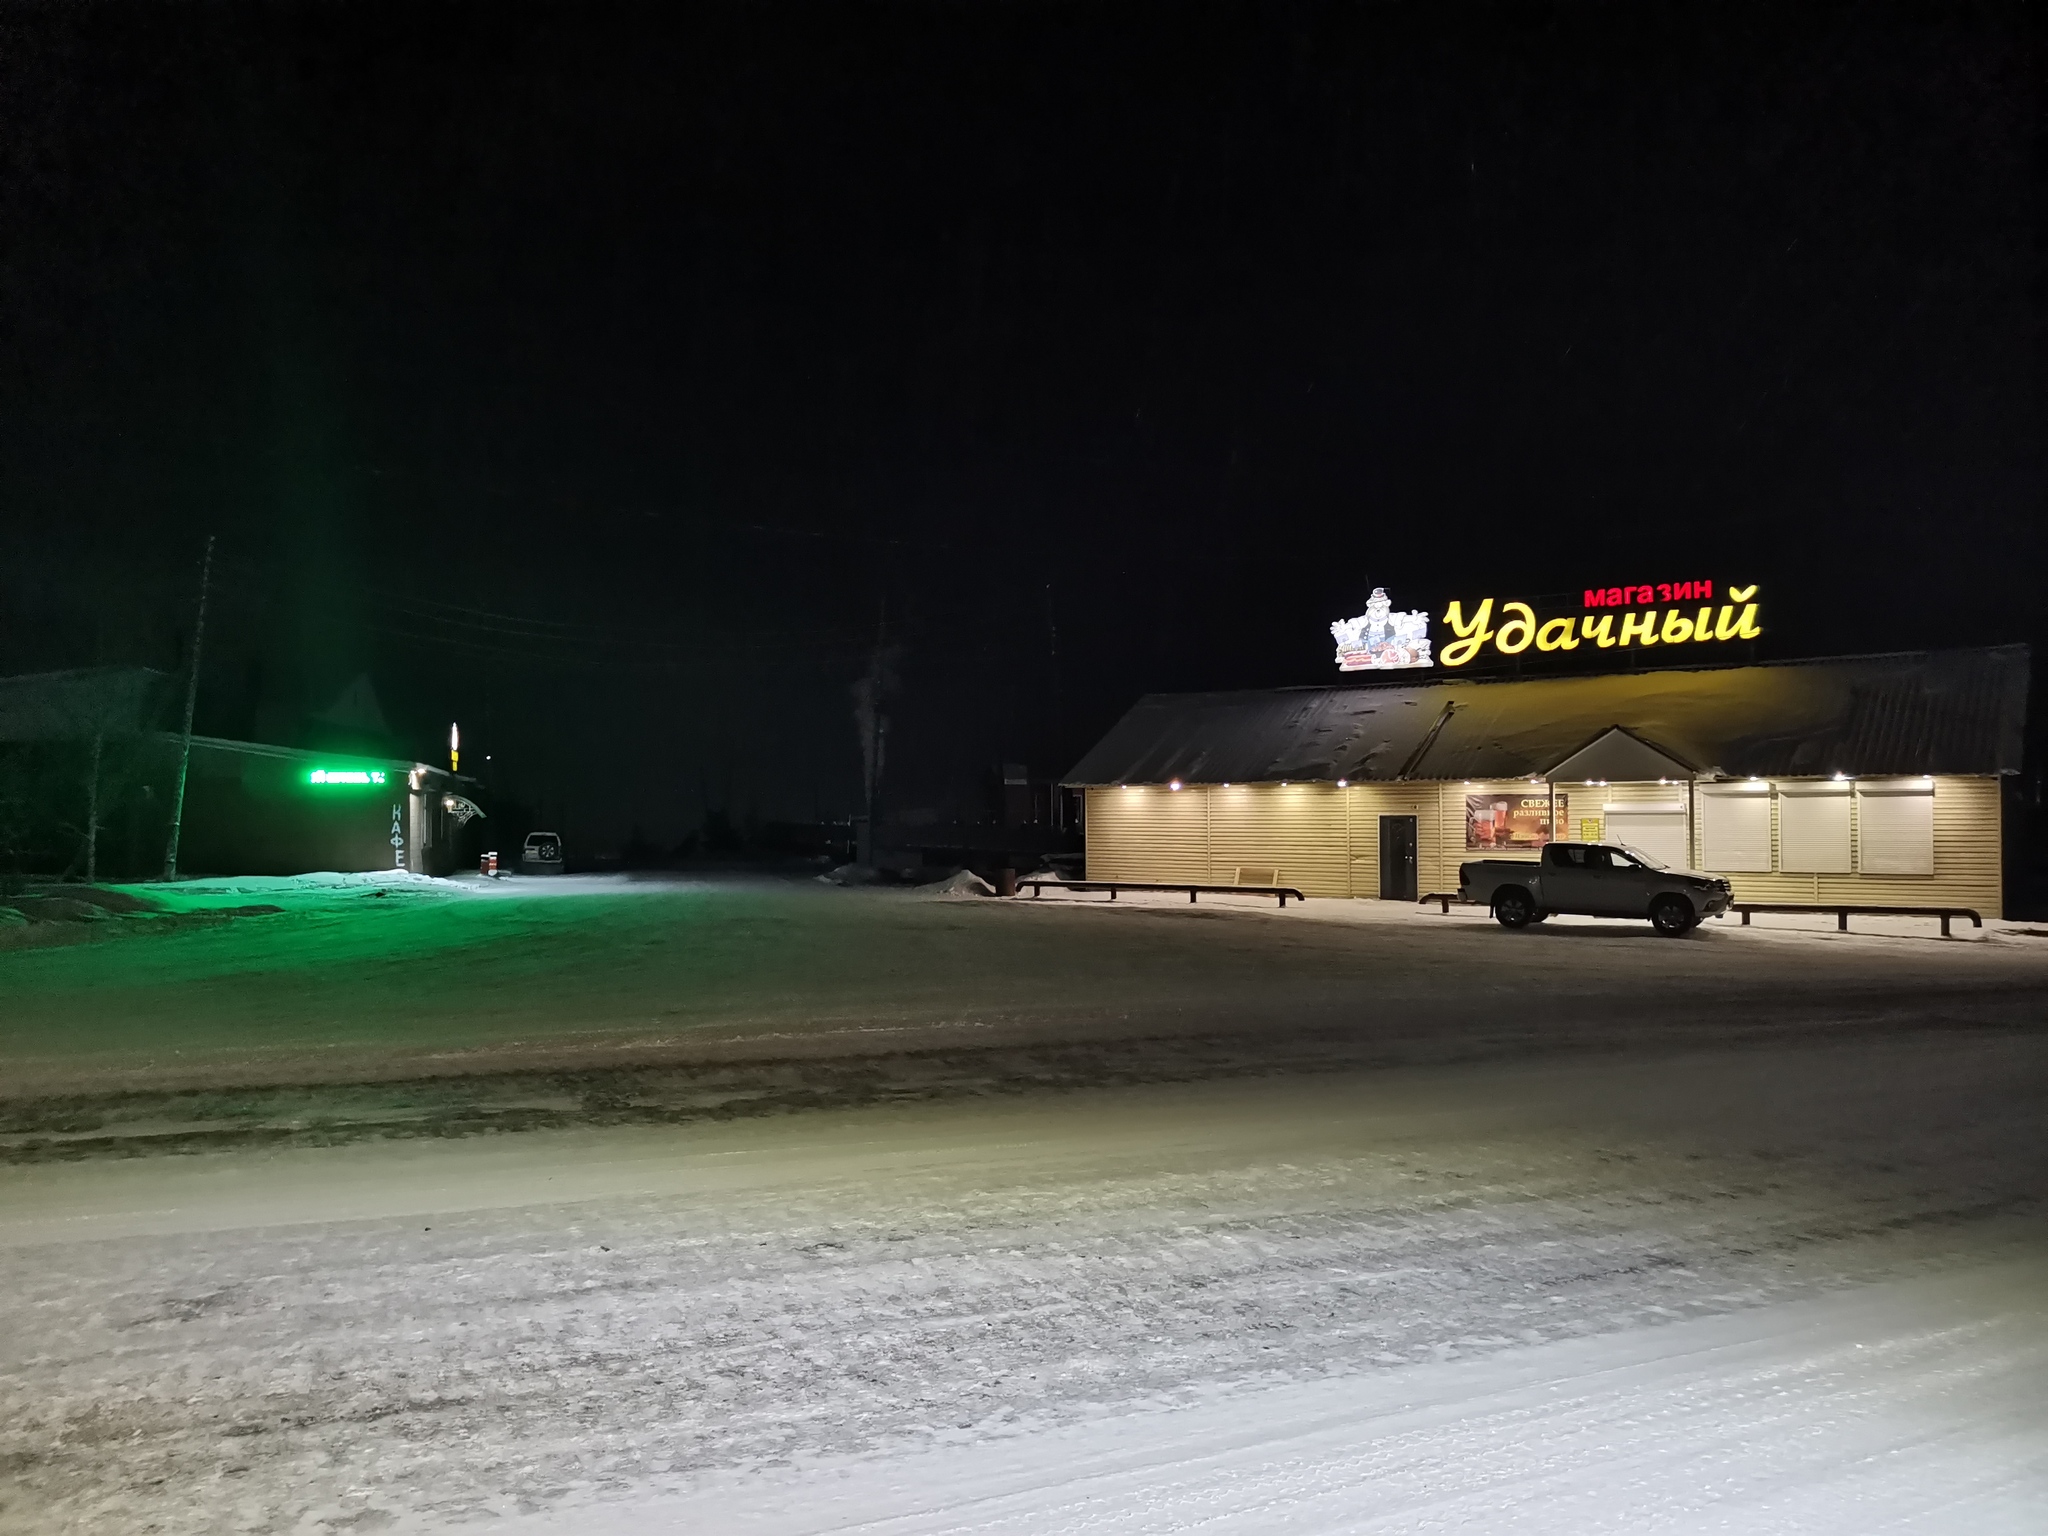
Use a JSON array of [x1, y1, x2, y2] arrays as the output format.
[[1459, 842, 1732, 935]]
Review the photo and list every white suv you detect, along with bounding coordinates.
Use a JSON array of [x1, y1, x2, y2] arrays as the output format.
[[519, 831, 565, 874]]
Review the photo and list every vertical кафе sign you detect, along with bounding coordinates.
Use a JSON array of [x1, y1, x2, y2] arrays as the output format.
[[1331, 582, 1760, 672]]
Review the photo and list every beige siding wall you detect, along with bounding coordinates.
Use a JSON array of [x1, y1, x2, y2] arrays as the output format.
[[1083, 784, 1212, 884], [1696, 775, 2002, 916], [1420, 781, 1546, 893], [1086, 780, 1532, 898], [1346, 783, 1446, 896], [1084, 773, 2004, 915], [1208, 783, 1351, 895], [1083, 783, 1355, 895]]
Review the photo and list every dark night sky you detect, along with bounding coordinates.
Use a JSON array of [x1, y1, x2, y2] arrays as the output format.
[[1, 2, 2039, 845]]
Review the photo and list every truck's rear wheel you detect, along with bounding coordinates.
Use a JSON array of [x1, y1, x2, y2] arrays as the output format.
[[1493, 889, 1534, 929], [1650, 895, 1696, 936]]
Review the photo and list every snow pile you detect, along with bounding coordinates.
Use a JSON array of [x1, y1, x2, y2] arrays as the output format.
[[114, 869, 461, 914], [155, 870, 440, 896], [11, 896, 110, 923], [932, 869, 997, 898], [816, 863, 885, 886]]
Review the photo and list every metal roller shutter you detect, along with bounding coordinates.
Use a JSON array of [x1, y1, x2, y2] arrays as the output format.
[[1778, 783, 1852, 873], [1602, 800, 1689, 869], [1857, 781, 1935, 875], [1699, 784, 1772, 872]]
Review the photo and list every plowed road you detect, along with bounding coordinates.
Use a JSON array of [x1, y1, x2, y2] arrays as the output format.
[[4, 1030, 2044, 1533]]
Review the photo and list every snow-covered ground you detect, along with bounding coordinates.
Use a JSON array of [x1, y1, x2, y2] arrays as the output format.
[[1020, 878, 2046, 945], [9, 873, 2048, 1099], [487, 1257, 2048, 1535], [2, 1032, 2042, 1533]]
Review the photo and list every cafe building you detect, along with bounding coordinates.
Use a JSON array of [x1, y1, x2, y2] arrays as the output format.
[[0, 666, 484, 878], [165, 735, 483, 877], [1065, 642, 2029, 916]]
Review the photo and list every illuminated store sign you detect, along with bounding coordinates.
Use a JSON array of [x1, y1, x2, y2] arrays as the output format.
[[1330, 588, 1433, 671], [309, 768, 387, 785], [1438, 583, 1761, 667]]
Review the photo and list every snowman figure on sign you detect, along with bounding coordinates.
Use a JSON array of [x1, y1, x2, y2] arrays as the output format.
[[1331, 588, 1434, 671]]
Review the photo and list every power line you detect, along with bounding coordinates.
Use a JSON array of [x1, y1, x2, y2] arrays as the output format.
[[210, 566, 866, 656]]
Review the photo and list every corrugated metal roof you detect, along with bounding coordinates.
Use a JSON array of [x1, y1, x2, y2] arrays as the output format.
[[171, 734, 425, 774], [1064, 646, 2030, 785], [161, 736, 478, 789], [0, 667, 173, 742]]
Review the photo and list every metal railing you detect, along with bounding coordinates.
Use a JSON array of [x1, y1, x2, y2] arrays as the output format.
[[1418, 892, 1982, 938], [1021, 880, 1307, 909], [1731, 903, 1982, 938]]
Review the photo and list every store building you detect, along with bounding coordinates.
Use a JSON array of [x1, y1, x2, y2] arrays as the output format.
[[1065, 645, 2028, 916]]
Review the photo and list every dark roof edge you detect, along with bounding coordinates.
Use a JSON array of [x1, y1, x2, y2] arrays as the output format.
[[0, 664, 174, 684], [152, 732, 461, 777], [1115, 642, 2031, 710]]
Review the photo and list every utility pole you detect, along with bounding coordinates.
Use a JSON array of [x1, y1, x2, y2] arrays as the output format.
[[1044, 580, 1061, 750], [853, 595, 889, 866], [85, 732, 103, 884], [162, 534, 215, 881], [1045, 582, 1064, 831]]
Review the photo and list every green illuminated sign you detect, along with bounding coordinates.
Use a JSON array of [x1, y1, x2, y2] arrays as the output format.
[[309, 768, 387, 785]]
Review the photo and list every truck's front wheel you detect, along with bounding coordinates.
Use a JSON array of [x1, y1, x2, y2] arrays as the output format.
[[1493, 889, 1534, 929], [1650, 895, 1697, 936]]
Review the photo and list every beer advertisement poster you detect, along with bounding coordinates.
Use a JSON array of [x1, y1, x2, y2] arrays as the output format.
[[1465, 792, 1565, 851]]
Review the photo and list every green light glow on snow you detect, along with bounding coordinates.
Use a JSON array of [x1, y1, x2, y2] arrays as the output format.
[[309, 768, 386, 786]]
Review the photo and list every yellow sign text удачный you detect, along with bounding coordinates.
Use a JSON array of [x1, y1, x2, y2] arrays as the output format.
[[1436, 584, 1761, 667]]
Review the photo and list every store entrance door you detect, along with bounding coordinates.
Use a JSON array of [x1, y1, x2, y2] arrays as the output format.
[[1379, 815, 1418, 901]]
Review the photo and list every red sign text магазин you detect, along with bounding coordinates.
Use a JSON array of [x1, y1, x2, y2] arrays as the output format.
[[1583, 581, 1715, 607]]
